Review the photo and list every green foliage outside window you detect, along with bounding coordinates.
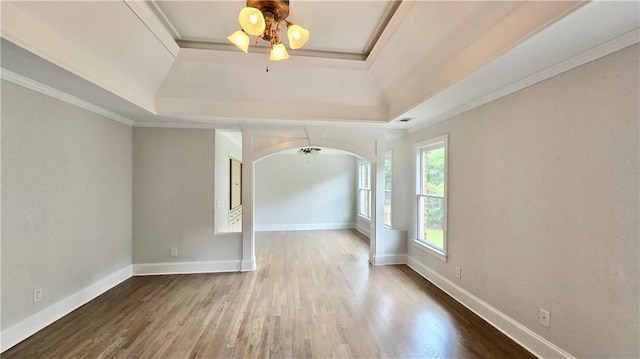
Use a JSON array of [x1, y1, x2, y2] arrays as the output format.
[[385, 156, 392, 191], [423, 147, 445, 231]]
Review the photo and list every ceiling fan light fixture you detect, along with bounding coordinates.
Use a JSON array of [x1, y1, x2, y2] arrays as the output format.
[[227, 30, 250, 53], [228, 0, 309, 61], [298, 148, 321, 163], [298, 147, 321, 155], [287, 24, 309, 49], [238, 7, 266, 36], [270, 43, 290, 61]]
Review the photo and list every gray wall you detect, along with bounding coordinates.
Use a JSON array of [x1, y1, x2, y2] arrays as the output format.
[[387, 44, 639, 358], [1, 81, 132, 330], [133, 128, 242, 264], [255, 154, 356, 230]]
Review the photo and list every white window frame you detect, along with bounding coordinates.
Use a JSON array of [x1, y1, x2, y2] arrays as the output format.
[[414, 135, 448, 261], [357, 161, 371, 219], [384, 150, 392, 228]]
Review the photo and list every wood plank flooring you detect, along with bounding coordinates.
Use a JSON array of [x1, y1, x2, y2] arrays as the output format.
[[3, 230, 535, 358]]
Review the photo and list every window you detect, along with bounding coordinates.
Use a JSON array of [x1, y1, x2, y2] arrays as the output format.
[[416, 135, 448, 258], [384, 151, 392, 228], [358, 161, 371, 218]]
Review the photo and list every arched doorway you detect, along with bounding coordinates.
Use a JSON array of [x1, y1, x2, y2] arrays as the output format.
[[239, 127, 387, 271], [252, 147, 371, 263]]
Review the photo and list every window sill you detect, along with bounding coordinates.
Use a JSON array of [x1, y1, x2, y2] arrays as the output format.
[[357, 214, 371, 221], [410, 239, 448, 262]]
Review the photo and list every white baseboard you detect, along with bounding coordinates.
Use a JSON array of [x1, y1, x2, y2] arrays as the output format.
[[355, 225, 371, 239], [241, 258, 256, 272], [132, 260, 241, 276], [406, 257, 574, 359], [374, 254, 407, 265], [1, 265, 132, 352], [254, 223, 355, 232]]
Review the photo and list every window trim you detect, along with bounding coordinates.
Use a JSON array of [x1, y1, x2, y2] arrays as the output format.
[[357, 161, 372, 219], [384, 150, 392, 228], [414, 134, 448, 261]]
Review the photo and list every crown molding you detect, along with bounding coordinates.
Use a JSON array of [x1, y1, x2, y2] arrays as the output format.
[[133, 121, 241, 130], [365, 0, 416, 69], [1, 69, 134, 126], [177, 43, 369, 69], [149, 0, 182, 40], [124, 0, 179, 58], [134, 119, 394, 133], [135, 118, 390, 130], [155, 96, 387, 123], [362, 1, 402, 59], [179, 39, 367, 61], [407, 28, 640, 134]]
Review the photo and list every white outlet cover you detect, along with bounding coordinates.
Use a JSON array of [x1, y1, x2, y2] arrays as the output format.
[[539, 308, 550, 328], [33, 288, 43, 303]]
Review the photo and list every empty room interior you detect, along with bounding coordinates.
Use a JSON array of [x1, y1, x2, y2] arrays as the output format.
[[1, 1, 639, 358]]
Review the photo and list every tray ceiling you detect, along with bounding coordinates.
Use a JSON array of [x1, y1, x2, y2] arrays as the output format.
[[154, 1, 399, 57], [1, 1, 638, 131]]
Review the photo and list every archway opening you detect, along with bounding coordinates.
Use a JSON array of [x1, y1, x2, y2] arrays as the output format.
[[242, 140, 382, 271], [252, 147, 373, 266], [239, 128, 387, 272]]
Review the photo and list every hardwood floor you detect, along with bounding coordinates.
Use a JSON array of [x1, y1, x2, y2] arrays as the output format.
[[3, 230, 534, 358]]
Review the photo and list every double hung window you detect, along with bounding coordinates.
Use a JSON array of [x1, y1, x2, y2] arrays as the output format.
[[358, 162, 371, 218], [416, 135, 448, 257]]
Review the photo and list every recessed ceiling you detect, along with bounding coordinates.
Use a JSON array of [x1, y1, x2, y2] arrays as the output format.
[[1, 1, 638, 132], [154, 0, 399, 58]]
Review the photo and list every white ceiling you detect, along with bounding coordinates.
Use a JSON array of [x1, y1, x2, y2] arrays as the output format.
[[155, 1, 397, 55], [369, 0, 524, 90], [1, 1, 638, 134]]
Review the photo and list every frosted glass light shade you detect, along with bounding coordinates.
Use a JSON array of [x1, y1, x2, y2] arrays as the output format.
[[287, 24, 309, 49], [238, 7, 265, 36], [227, 30, 250, 53], [269, 43, 290, 61]]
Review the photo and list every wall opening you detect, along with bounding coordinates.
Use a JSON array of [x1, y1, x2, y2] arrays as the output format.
[[214, 129, 243, 234], [253, 147, 368, 262]]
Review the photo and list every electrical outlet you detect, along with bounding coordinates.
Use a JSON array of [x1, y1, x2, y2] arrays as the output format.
[[455, 267, 462, 279], [539, 308, 550, 328], [170, 247, 178, 257], [33, 288, 43, 303]]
